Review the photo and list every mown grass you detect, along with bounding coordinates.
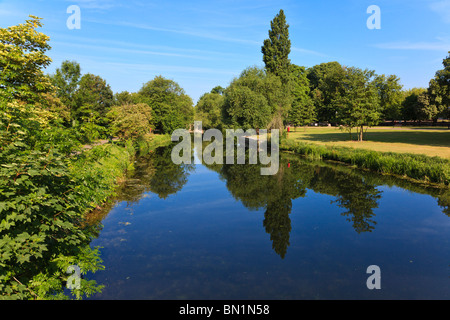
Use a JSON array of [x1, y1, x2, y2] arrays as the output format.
[[281, 138, 450, 186], [287, 126, 450, 159]]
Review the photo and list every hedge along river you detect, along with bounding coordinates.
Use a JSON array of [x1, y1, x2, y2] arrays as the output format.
[[85, 142, 450, 299]]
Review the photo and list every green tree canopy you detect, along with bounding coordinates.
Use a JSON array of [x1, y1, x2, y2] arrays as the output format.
[[261, 9, 291, 81], [223, 66, 289, 130], [0, 17, 103, 299], [113, 91, 139, 106], [49, 60, 81, 126], [195, 91, 225, 130], [401, 88, 427, 121], [428, 51, 450, 120], [211, 86, 225, 95], [307, 61, 346, 123], [137, 76, 193, 133], [334, 67, 381, 141], [415, 92, 437, 121], [287, 64, 315, 128], [73, 73, 114, 123], [373, 74, 403, 120]]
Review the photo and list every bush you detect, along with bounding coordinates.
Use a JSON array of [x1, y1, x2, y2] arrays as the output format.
[[0, 112, 105, 299], [107, 103, 153, 140]]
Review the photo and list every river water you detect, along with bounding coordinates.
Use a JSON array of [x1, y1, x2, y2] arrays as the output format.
[[87, 144, 450, 299]]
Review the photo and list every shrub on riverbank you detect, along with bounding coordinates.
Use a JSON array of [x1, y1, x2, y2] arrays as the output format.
[[0, 129, 171, 299], [281, 139, 450, 186], [0, 118, 107, 299]]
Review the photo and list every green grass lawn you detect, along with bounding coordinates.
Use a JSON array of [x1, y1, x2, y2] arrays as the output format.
[[287, 126, 450, 159]]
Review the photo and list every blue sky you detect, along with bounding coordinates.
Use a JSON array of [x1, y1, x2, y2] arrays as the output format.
[[1, 0, 449, 103]]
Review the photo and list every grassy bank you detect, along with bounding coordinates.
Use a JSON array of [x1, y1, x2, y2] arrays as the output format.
[[281, 138, 450, 186], [70, 134, 172, 214]]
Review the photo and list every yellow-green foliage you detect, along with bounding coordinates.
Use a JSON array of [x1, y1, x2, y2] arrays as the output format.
[[107, 103, 153, 140]]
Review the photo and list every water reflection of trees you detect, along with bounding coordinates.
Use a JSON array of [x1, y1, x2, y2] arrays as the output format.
[[203, 151, 449, 258], [90, 143, 450, 259], [213, 157, 383, 257], [145, 146, 195, 199], [85, 145, 194, 226], [219, 163, 309, 258], [305, 163, 382, 234], [116, 145, 195, 203]]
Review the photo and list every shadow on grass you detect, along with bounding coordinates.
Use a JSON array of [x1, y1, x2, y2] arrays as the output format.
[[293, 130, 450, 148]]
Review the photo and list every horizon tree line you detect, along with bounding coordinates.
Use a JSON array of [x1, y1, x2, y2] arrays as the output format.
[[196, 9, 450, 141], [26, 9, 450, 145]]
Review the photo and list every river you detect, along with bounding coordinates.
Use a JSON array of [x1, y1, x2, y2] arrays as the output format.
[[86, 144, 450, 299]]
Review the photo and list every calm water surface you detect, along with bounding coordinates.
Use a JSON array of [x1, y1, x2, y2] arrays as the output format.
[[87, 145, 450, 299]]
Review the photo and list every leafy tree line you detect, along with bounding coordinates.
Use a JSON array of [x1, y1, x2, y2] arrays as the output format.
[[50, 63, 194, 143], [195, 9, 450, 141], [0, 16, 192, 299]]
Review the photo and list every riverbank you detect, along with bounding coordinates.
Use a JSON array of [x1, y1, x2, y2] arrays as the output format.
[[280, 138, 450, 186], [70, 134, 173, 217], [0, 133, 172, 299]]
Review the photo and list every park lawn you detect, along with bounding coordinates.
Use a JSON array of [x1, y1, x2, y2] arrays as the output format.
[[286, 126, 450, 159]]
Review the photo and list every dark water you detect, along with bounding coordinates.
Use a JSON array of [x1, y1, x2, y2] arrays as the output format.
[[87, 145, 450, 299]]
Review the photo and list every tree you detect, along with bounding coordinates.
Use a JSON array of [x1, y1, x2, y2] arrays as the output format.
[[0, 17, 104, 299], [195, 91, 225, 130], [416, 91, 438, 121], [137, 76, 194, 133], [334, 67, 380, 141], [177, 93, 195, 132], [107, 103, 153, 140], [223, 66, 289, 130], [287, 64, 314, 129], [73, 73, 113, 124], [0, 15, 70, 148], [113, 91, 139, 106], [261, 9, 291, 81], [49, 60, 81, 110], [211, 86, 225, 95], [373, 74, 403, 120], [401, 88, 427, 122], [428, 51, 450, 121], [307, 61, 346, 123], [0, 15, 53, 104]]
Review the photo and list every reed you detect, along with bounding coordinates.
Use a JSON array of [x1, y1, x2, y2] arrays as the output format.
[[281, 139, 450, 186]]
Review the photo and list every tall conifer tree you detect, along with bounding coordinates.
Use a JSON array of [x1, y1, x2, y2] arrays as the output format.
[[261, 9, 291, 81]]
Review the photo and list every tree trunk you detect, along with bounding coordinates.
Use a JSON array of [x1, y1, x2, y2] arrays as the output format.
[[359, 125, 364, 141]]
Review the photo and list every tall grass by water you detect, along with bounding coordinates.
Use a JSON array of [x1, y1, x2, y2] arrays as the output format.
[[281, 139, 450, 186]]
